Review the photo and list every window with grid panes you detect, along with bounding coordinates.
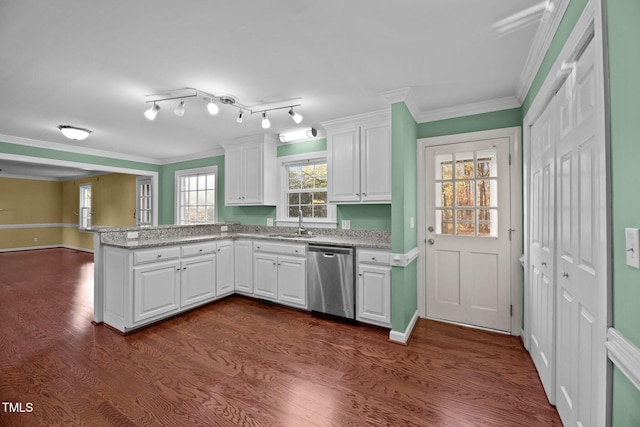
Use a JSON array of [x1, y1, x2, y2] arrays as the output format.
[[175, 167, 217, 225], [286, 162, 328, 219]]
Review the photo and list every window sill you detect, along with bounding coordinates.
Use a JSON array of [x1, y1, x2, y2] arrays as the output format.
[[276, 219, 337, 229]]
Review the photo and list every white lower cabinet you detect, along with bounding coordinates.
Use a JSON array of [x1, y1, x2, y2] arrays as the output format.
[[133, 260, 181, 323], [103, 240, 233, 333], [253, 241, 307, 309], [357, 249, 391, 328], [234, 240, 254, 294]]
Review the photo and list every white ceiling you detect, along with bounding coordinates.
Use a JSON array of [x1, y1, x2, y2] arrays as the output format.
[[0, 0, 548, 173]]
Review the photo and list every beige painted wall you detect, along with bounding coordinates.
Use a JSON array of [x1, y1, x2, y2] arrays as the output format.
[[1, 174, 137, 251]]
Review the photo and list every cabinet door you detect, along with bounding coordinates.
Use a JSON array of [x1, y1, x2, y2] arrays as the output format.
[[361, 121, 392, 202], [242, 144, 263, 204], [328, 127, 361, 202], [357, 264, 391, 327], [254, 253, 278, 300], [234, 240, 254, 294], [277, 256, 307, 309], [133, 260, 181, 323], [225, 149, 244, 205], [216, 241, 234, 297], [181, 255, 216, 309]]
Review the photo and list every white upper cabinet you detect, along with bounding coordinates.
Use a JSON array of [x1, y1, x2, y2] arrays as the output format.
[[220, 134, 278, 206], [324, 110, 391, 204]]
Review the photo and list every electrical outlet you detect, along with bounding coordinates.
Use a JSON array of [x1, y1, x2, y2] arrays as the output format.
[[221, 225, 228, 232], [341, 220, 351, 230], [127, 231, 139, 239], [33, 237, 39, 243], [267, 218, 274, 226]]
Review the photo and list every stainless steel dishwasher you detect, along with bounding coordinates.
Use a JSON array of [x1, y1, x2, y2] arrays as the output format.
[[307, 244, 355, 321]]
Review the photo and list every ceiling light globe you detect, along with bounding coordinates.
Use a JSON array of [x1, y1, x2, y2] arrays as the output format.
[[289, 108, 303, 124], [261, 112, 271, 129], [144, 103, 160, 120], [207, 101, 219, 115], [58, 125, 92, 141]]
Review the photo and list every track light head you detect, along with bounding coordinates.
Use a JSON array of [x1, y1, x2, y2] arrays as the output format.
[[237, 110, 244, 123], [144, 103, 160, 120], [174, 100, 186, 117], [206, 99, 219, 115], [261, 111, 271, 129], [289, 107, 303, 124]]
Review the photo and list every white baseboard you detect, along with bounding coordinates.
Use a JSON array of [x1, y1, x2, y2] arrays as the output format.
[[0, 245, 93, 254], [606, 328, 640, 392], [389, 309, 419, 344]]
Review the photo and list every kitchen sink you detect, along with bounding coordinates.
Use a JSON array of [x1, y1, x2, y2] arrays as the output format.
[[267, 233, 315, 239]]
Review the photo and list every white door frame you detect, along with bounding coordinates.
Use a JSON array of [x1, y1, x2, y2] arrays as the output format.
[[417, 126, 523, 336], [522, 1, 610, 425]]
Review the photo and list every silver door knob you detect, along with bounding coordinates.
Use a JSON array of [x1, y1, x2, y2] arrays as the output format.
[[428, 226, 434, 232], [427, 238, 435, 245]]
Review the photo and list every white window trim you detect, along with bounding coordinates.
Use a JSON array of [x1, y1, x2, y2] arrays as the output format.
[[174, 166, 218, 225], [276, 151, 337, 228], [78, 183, 92, 231]]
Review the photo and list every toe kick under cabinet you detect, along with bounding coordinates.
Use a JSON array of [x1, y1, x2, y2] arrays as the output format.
[[102, 240, 234, 333]]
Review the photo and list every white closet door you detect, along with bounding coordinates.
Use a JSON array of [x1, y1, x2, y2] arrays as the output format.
[[528, 95, 557, 402], [554, 39, 605, 427]]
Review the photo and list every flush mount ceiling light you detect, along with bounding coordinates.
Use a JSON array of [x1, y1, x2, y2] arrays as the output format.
[[58, 125, 92, 141], [279, 128, 318, 143], [144, 103, 160, 120], [144, 87, 302, 127]]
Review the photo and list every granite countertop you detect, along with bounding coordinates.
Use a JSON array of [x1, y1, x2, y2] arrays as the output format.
[[101, 231, 391, 250]]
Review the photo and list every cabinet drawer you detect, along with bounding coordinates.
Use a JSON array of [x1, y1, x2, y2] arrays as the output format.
[[253, 241, 306, 257], [358, 249, 390, 265], [181, 242, 217, 258], [133, 246, 181, 265]]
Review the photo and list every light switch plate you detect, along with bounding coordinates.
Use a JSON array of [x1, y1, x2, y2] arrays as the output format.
[[127, 231, 139, 239], [341, 220, 351, 230], [410, 217, 415, 229], [220, 225, 228, 232], [266, 218, 274, 226], [625, 227, 640, 268]]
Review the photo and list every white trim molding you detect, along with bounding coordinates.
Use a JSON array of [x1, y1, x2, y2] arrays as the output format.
[[390, 247, 419, 268], [606, 328, 640, 392], [0, 244, 92, 253], [419, 96, 521, 124], [380, 87, 420, 122], [0, 223, 66, 230], [516, 0, 571, 103], [389, 310, 419, 345]]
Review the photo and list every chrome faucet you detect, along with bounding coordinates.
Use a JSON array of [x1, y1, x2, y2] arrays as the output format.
[[298, 209, 304, 235]]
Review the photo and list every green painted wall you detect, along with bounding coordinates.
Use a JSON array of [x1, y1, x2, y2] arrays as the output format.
[[337, 205, 391, 230], [607, 0, 640, 424], [390, 102, 418, 332], [417, 108, 522, 139], [0, 141, 159, 173], [277, 138, 327, 157]]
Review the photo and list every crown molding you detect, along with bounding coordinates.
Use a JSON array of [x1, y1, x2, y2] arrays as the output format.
[[158, 147, 225, 165], [0, 133, 160, 165], [418, 96, 521, 124], [516, 0, 570, 103], [218, 133, 279, 151], [380, 87, 420, 122], [319, 109, 391, 130]]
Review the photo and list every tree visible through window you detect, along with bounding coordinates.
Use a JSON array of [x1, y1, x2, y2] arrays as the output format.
[[435, 150, 498, 237], [176, 168, 216, 225], [286, 162, 328, 219]]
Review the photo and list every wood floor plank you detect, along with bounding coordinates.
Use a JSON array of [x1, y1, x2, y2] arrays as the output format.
[[0, 248, 562, 426]]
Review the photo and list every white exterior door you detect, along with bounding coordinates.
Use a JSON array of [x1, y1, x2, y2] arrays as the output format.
[[529, 95, 557, 401], [554, 39, 606, 427], [425, 138, 512, 332]]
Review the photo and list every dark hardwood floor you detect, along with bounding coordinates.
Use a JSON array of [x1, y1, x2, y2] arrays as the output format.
[[0, 248, 562, 426]]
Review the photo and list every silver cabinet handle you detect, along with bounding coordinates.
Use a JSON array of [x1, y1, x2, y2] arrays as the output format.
[[542, 262, 547, 267], [157, 254, 162, 258], [562, 272, 569, 278]]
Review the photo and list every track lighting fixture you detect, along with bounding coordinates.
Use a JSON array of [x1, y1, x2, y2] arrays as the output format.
[[144, 87, 303, 128], [288, 107, 303, 124], [206, 99, 219, 115], [279, 128, 318, 143], [261, 112, 271, 129], [144, 103, 160, 120], [58, 125, 92, 141], [174, 100, 186, 117]]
